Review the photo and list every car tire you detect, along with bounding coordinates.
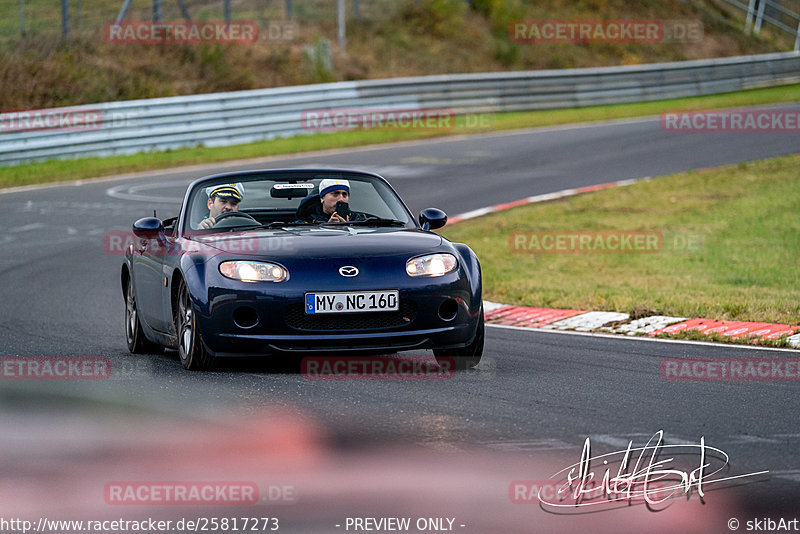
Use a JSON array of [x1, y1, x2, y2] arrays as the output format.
[[433, 307, 484, 371], [125, 277, 163, 354], [176, 279, 217, 371]]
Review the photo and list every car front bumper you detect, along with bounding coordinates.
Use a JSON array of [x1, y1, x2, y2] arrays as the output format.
[[195, 283, 480, 357]]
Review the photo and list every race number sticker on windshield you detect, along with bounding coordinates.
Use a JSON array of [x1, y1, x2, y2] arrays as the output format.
[[305, 291, 399, 314]]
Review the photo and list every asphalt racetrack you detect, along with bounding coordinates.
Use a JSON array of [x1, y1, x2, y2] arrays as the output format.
[[1, 113, 799, 532]]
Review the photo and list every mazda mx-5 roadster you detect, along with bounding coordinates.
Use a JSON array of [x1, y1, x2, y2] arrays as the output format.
[[122, 169, 483, 371]]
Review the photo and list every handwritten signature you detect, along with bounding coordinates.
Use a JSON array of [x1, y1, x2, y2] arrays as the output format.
[[538, 430, 768, 509]]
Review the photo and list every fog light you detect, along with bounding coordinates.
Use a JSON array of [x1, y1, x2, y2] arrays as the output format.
[[233, 306, 259, 329], [438, 299, 458, 321]]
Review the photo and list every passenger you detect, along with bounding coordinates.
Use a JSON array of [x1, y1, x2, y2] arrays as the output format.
[[304, 179, 365, 223]]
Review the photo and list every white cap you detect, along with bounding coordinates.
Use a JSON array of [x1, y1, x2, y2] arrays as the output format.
[[318, 178, 350, 197]]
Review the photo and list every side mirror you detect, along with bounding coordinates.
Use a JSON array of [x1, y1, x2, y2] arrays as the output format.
[[419, 208, 447, 231], [132, 217, 165, 239]]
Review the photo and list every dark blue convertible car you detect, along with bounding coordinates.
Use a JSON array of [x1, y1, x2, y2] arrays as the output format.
[[122, 169, 483, 371]]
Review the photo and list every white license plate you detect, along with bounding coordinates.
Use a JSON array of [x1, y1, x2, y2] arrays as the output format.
[[305, 290, 399, 314]]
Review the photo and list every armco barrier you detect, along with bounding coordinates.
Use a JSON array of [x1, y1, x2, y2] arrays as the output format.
[[1, 52, 799, 166]]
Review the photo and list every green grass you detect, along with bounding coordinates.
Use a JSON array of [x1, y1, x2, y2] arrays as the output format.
[[441, 154, 800, 326], [4, 82, 800, 190]]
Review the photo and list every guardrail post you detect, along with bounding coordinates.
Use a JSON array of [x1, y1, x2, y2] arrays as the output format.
[[286, 0, 292, 19], [745, 0, 757, 33], [152, 0, 162, 22], [795, 19, 800, 51], [115, 0, 133, 23], [338, 0, 346, 52], [61, 0, 70, 38], [177, 0, 191, 20], [754, 0, 766, 34], [224, 0, 231, 23], [18, 0, 25, 37]]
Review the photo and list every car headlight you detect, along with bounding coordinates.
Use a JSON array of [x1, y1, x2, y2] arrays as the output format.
[[406, 253, 457, 277], [219, 261, 288, 282]]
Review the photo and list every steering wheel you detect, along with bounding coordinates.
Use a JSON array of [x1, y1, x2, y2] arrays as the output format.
[[211, 211, 258, 227]]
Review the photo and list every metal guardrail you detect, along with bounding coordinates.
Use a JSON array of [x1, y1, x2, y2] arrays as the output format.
[[1, 51, 799, 167]]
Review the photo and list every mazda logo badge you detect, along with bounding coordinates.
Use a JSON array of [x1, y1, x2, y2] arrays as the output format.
[[339, 266, 359, 277]]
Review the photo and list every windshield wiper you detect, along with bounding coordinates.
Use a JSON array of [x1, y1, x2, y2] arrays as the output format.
[[258, 221, 311, 228], [351, 217, 406, 226], [330, 217, 407, 227]]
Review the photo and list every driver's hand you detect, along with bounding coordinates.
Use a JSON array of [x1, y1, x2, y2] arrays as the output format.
[[327, 212, 349, 222], [198, 217, 216, 229]]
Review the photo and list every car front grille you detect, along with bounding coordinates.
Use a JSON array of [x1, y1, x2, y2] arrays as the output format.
[[284, 300, 417, 331]]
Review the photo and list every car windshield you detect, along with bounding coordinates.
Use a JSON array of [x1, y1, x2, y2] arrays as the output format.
[[184, 171, 414, 232]]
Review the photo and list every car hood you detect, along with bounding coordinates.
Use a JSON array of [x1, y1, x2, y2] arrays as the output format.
[[189, 227, 445, 259]]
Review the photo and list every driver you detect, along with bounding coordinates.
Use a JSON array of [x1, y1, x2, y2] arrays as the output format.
[[307, 178, 365, 223], [197, 183, 244, 229]]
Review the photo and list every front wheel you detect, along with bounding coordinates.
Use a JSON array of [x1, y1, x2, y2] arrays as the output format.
[[434, 308, 484, 371], [125, 277, 162, 354], [175, 279, 217, 371]]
